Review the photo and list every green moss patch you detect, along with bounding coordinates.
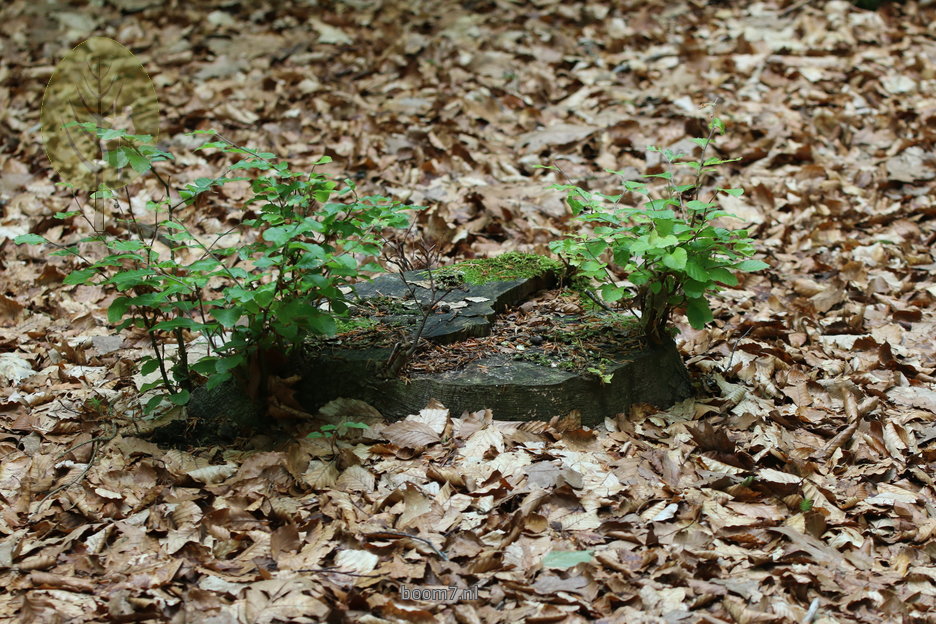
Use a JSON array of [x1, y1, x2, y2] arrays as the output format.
[[434, 251, 561, 285], [334, 316, 380, 334]]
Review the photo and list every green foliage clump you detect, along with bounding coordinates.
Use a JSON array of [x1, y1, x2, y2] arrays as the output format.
[[17, 123, 418, 413], [544, 111, 768, 343]]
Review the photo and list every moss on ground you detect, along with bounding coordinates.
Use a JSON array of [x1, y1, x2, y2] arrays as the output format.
[[433, 251, 561, 285], [334, 316, 379, 334]]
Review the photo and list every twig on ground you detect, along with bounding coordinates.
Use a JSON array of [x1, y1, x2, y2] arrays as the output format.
[[364, 530, 449, 561], [780, 0, 815, 17], [29, 429, 117, 521], [381, 230, 464, 377]]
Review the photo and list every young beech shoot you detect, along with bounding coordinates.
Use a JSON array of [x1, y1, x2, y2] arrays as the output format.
[[542, 110, 768, 343]]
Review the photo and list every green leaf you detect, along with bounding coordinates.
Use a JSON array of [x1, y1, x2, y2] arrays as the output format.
[[686, 297, 714, 329], [661, 247, 687, 270], [206, 371, 233, 390], [111, 240, 146, 251], [104, 148, 129, 169], [341, 422, 370, 430], [151, 318, 200, 331], [684, 259, 709, 282], [139, 380, 165, 393], [629, 269, 650, 286], [190, 357, 218, 375], [653, 218, 675, 237], [702, 157, 740, 167], [97, 127, 128, 141], [648, 232, 678, 249], [301, 311, 337, 336], [645, 198, 679, 211], [543, 550, 593, 569], [580, 260, 604, 275], [14, 233, 47, 245], [143, 394, 166, 415], [686, 200, 718, 212], [682, 279, 707, 298], [263, 225, 294, 247], [216, 355, 244, 374], [64, 268, 97, 286], [108, 297, 132, 323], [195, 141, 229, 150], [168, 390, 191, 406], [107, 269, 156, 290], [718, 187, 744, 197], [708, 267, 738, 286], [139, 357, 161, 376], [599, 284, 626, 303], [735, 259, 769, 272], [211, 308, 241, 328], [125, 149, 152, 174]]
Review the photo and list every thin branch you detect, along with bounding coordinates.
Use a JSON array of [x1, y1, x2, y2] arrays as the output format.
[[29, 429, 117, 521], [363, 530, 448, 561]]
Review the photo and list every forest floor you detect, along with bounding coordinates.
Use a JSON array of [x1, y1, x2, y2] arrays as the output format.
[[1, 1, 935, 622]]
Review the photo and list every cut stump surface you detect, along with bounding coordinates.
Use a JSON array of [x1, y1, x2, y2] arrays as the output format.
[[295, 263, 692, 426]]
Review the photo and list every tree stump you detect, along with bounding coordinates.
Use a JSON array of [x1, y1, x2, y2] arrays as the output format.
[[164, 253, 694, 443], [293, 256, 693, 426]]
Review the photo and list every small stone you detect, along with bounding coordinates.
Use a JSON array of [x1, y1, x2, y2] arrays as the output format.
[[530, 334, 544, 345]]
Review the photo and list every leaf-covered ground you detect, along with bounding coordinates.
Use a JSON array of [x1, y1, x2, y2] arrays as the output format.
[[2, 1, 936, 622]]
